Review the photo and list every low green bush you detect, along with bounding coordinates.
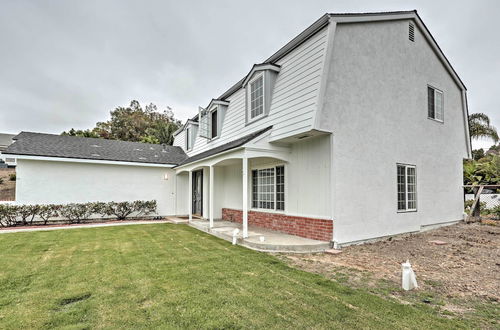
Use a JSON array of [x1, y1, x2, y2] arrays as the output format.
[[9, 173, 16, 181], [60, 203, 95, 224], [0, 200, 157, 227], [38, 204, 60, 225], [0, 204, 19, 227], [490, 204, 500, 218]]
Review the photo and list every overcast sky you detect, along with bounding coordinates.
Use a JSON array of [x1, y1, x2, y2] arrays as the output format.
[[0, 0, 498, 149]]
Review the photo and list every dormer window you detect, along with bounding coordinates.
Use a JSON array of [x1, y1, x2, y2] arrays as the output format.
[[249, 74, 264, 119], [185, 127, 191, 150], [243, 63, 280, 124], [210, 107, 218, 139]]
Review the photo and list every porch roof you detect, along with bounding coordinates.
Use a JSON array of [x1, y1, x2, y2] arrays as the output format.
[[175, 126, 272, 167]]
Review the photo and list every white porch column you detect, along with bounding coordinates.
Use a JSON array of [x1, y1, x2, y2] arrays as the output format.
[[209, 165, 214, 229], [188, 170, 192, 221], [242, 155, 248, 238]]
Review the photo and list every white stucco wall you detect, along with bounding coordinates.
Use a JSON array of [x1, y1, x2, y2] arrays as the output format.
[[15, 159, 177, 216], [323, 20, 468, 244]]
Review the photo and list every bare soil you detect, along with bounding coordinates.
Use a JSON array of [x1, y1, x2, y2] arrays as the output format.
[[280, 222, 499, 326], [0, 168, 15, 201]]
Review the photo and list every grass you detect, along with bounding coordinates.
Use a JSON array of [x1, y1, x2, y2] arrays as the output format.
[[0, 224, 474, 329]]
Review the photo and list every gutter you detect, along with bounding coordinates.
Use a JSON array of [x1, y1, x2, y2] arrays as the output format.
[[7, 154, 177, 168]]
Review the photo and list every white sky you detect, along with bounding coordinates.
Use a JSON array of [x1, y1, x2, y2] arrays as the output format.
[[0, 0, 498, 150]]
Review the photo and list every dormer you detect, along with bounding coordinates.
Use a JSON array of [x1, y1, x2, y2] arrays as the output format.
[[175, 119, 198, 151], [242, 63, 280, 124], [198, 99, 229, 141], [206, 99, 229, 140]]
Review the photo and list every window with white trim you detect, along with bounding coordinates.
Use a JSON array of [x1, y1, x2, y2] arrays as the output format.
[[210, 108, 218, 139], [428, 86, 443, 122], [397, 164, 417, 212], [249, 75, 264, 120], [185, 127, 191, 150], [252, 165, 285, 211]]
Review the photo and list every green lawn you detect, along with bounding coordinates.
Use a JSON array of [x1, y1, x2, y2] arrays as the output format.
[[0, 224, 471, 329]]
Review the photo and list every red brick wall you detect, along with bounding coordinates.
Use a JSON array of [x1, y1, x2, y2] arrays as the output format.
[[221, 208, 333, 242]]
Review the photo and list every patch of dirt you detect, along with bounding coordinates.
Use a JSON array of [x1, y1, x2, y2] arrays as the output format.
[[0, 169, 15, 201], [282, 223, 500, 302]]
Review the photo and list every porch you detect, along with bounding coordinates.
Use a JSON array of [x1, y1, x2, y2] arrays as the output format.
[[174, 133, 334, 250], [187, 218, 330, 253]]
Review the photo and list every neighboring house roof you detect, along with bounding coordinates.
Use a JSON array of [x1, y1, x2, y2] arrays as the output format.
[[4, 132, 188, 165], [176, 126, 272, 167], [0, 133, 16, 151]]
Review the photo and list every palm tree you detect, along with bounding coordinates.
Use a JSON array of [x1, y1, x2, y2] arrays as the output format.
[[469, 113, 499, 142]]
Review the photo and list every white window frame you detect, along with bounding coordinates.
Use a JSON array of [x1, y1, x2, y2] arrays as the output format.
[[251, 163, 286, 212], [427, 85, 444, 123], [247, 73, 265, 123], [209, 106, 219, 140], [397, 164, 417, 212]]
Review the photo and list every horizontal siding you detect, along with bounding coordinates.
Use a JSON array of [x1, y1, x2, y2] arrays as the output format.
[[173, 130, 186, 151], [186, 26, 328, 157]]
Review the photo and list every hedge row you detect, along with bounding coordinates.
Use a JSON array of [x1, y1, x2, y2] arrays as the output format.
[[0, 200, 157, 227]]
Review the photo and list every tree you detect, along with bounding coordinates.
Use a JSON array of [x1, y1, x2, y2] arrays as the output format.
[[471, 148, 485, 161], [61, 100, 181, 145], [469, 113, 499, 142]]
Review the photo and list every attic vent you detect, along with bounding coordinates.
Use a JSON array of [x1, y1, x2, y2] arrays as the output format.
[[139, 157, 147, 160], [409, 22, 415, 42], [91, 153, 100, 157], [134, 148, 142, 151], [91, 144, 101, 148]]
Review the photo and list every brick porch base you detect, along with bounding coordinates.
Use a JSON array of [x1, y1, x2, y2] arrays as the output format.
[[221, 208, 333, 241]]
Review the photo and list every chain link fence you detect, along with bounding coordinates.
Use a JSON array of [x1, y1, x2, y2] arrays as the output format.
[[464, 185, 500, 222]]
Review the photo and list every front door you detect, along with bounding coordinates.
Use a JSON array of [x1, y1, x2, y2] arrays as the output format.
[[192, 170, 203, 216]]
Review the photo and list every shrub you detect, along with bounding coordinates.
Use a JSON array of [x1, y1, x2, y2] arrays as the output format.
[[17, 204, 40, 225], [89, 202, 108, 217], [38, 204, 60, 225], [104, 200, 157, 220], [60, 203, 94, 224], [134, 200, 157, 216], [104, 202, 136, 220], [0, 204, 19, 227], [491, 205, 500, 219], [0, 178, 3, 184], [9, 173, 16, 181], [464, 200, 487, 214]]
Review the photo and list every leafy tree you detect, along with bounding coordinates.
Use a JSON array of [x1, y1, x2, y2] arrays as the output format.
[[464, 154, 500, 186], [471, 148, 485, 161], [469, 113, 499, 142], [61, 128, 100, 138], [62, 101, 181, 145]]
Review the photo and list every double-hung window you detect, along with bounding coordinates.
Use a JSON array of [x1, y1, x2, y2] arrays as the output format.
[[252, 165, 285, 211], [428, 86, 443, 122], [397, 164, 417, 212], [210, 108, 218, 139], [249, 75, 264, 120]]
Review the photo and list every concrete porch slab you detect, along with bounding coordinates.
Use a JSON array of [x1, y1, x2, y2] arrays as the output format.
[[188, 219, 330, 253]]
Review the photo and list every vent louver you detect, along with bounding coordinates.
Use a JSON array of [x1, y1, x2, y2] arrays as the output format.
[[409, 22, 415, 42]]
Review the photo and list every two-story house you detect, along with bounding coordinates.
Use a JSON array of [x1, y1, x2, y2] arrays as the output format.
[[171, 10, 471, 245], [4, 11, 470, 246]]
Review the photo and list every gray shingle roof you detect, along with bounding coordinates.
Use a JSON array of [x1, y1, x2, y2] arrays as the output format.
[[176, 126, 272, 167], [4, 132, 188, 165]]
